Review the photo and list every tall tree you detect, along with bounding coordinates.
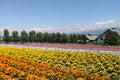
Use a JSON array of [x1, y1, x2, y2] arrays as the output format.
[[69, 34, 73, 43], [77, 34, 81, 40], [3, 29, 9, 43], [36, 32, 43, 42], [12, 31, 19, 42], [47, 33, 52, 42], [81, 34, 87, 44], [61, 33, 69, 43], [28, 31, 36, 42], [21, 30, 28, 43], [9, 36, 13, 42], [51, 33, 56, 43], [105, 30, 120, 45], [56, 32, 62, 43], [73, 34, 78, 43], [44, 32, 49, 42]]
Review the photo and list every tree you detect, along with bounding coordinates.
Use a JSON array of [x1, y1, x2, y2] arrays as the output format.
[[47, 33, 52, 42], [28, 31, 36, 42], [3, 29, 9, 43], [41, 32, 52, 42], [51, 33, 56, 43], [56, 32, 62, 43], [105, 30, 120, 45], [81, 34, 87, 44], [77, 34, 81, 40], [44, 32, 49, 42], [12, 31, 19, 42], [61, 33, 69, 43], [36, 32, 43, 42], [69, 34, 73, 43], [73, 34, 78, 43], [21, 30, 28, 43], [9, 36, 13, 42]]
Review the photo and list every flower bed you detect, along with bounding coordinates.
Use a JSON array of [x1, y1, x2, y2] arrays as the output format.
[[0, 46, 119, 80], [14, 43, 120, 51]]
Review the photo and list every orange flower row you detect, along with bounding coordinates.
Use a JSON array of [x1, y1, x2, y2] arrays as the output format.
[[0, 55, 111, 80]]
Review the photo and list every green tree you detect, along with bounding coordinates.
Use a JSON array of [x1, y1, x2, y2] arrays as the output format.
[[105, 30, 120, 45], [51, 33, 56, 43], [3, 29, 9, 43], [56, 32, 62, 43], [70, 34, 73, 43], [47, 33, 52, 42], [61, 33, 69, 43], [9, 36, 13, 42], [77, 34, 81, 40], [36, 32, 43, 42], [28, 31, 36, 42], [73, 34, 78, 43], [21, 30, 28, 43], [44, 32, 49, 42], [12, 31, 19, 42], [81, 34, 87, 44]]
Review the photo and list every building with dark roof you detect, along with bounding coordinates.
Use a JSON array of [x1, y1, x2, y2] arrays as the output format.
[[96, 28, 120, 44]]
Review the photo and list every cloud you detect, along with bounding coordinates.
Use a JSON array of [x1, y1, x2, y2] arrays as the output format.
[[30, 20, 120, 33], [31, 27, 53, 32], [71, 20, 120, 32], [0, 20, 120, 34]]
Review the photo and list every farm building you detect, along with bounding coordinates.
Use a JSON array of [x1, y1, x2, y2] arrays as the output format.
[[97, 28, 120, 44], [85, 34, 98, 43]]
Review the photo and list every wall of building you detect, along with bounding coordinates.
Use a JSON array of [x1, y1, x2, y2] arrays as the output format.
[[97, 34, 106, 44]]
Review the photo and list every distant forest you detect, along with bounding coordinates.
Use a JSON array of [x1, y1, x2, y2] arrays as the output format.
[[2, 29, 87, 43]]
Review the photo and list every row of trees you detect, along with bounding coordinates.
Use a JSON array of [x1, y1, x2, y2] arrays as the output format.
[[3, 29, 87, 43], [2, 29, 120, 45]]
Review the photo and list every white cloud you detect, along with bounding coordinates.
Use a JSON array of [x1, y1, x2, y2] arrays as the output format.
[[69, 20, 120, 32], [31, 27, 53, 32], [0, 20, 120, 34], [95, 20, 115, 25]]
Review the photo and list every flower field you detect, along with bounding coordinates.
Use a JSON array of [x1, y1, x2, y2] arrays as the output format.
[[0, 46, 119, 80], [16, 43, 120, 51]]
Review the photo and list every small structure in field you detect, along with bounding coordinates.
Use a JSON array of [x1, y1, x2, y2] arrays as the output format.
[[77, 40, 83, 43]]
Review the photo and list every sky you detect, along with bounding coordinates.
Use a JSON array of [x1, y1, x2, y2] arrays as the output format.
[[0, 0, 120, 33]]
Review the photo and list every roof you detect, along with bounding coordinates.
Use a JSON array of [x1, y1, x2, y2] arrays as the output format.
[[86, 34, 97, 40], [96, 28, 120, 40]]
